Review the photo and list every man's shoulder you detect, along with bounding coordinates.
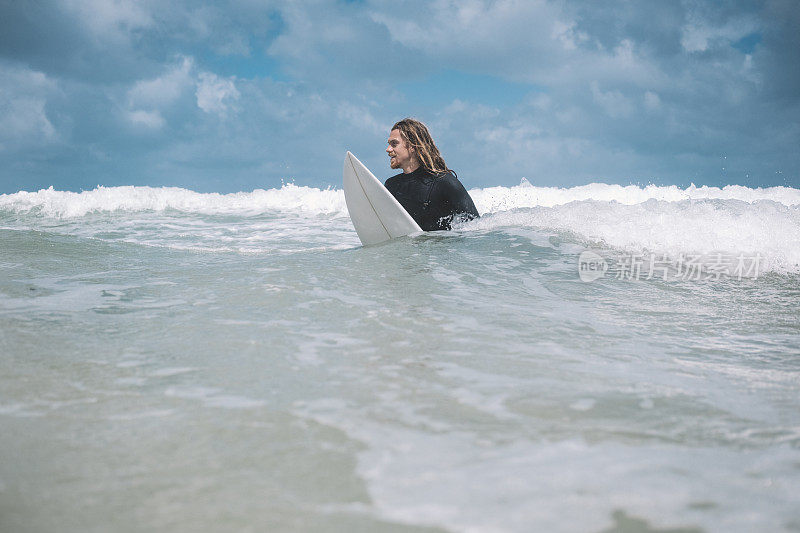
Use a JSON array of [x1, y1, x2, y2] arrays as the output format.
[[432, 171, 464, 192], [384, 172, 405, 187], [438, 170, 459, 183]]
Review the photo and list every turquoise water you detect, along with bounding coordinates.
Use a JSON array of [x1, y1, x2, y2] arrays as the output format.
[[1, 185, 799, 532]]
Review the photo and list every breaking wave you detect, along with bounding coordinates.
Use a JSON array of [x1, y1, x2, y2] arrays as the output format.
[[2, 182, 798, 274]]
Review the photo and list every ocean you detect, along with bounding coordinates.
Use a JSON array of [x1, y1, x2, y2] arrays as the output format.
[[1, 182, 799, 532]]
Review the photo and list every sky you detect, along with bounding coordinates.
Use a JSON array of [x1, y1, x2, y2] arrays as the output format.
[[0, 0, 798, 194]]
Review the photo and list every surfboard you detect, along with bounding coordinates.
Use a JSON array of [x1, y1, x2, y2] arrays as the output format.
[[343, 151, 422, 245]]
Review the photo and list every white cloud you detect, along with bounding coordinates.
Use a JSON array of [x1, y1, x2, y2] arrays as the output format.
[[126, 109, 165, 129], [269, 1, 358, 63], [60, 0, 154, 45], [371, 0, 568, 70], [124, 57, 194, 128], [551, 20, 588, 51], [196, 72, 240, 116], [0, 64, 58, 150], [1, 97, 56, 147], [368, 1, 663, 91], [128, 57, 194, 109], [124, 57, 243, 127], [680, 15, 760, 53], [644, 91, 661, 111], [590, 81, 633, 118], [336, 102, 384, 135]]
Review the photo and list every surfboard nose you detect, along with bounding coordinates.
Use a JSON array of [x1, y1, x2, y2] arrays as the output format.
[[345, 151, 362, 168]]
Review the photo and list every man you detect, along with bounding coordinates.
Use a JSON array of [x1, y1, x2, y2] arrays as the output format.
[[384, 118, 479, 231]]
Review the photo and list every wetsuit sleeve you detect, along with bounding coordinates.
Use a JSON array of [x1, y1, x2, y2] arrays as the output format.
[[429, 175, 480, 230]]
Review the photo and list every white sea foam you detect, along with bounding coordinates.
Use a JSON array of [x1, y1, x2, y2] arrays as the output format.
[[469, 179, 800, 211], [471, 198, 800, 274], [2, 183, 799, 273], [2, 181, 799, 219], [470, 182, 800, 274], [0, 184, 348, 218]]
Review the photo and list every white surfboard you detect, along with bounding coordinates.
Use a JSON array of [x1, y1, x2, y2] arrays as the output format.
[[343, 151, 422, 245]]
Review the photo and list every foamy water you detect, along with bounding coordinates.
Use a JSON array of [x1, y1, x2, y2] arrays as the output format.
[[1, 183, 799, 532], [2, 182, 799, 273]]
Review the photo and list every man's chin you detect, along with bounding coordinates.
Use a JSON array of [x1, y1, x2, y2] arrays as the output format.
[[389, 160, 399, 169]]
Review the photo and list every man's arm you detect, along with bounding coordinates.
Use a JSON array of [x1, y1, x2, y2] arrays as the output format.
[[437, 174, 479, 219], [429, 174, 479, 230]]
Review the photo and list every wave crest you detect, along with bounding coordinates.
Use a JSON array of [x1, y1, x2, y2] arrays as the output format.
[[2, 182, 799, 219], [2, 183, 798, 274], [469, 179, 800, 212], [0, 184, 348, 218]]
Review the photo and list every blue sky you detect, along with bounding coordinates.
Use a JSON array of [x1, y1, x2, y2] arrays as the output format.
[[1, 0, 798, 194]]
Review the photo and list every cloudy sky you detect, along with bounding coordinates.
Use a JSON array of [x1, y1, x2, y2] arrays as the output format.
[[1, 0, 798, 194]]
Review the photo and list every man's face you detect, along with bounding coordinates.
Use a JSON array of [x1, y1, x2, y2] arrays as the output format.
[[386, 129, 415, 170]]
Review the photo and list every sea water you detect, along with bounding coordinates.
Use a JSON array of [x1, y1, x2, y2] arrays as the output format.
[[0, 182, 798, 532]]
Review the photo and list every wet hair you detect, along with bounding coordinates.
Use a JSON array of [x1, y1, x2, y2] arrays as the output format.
[[391, 118, 453, 176]]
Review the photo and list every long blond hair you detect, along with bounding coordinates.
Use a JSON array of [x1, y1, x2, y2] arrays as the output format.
[[392, 118, 453, 175]]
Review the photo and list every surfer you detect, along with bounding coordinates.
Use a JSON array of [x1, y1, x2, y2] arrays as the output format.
[[385, 118, 479, 231]]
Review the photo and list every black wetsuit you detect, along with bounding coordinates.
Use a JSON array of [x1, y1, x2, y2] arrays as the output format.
[[385, 168, 480, 231]]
